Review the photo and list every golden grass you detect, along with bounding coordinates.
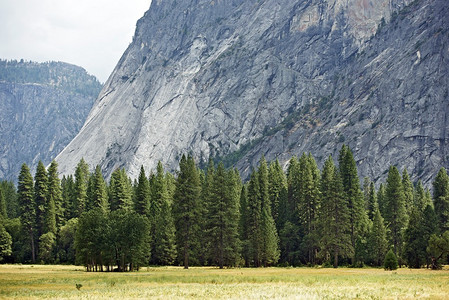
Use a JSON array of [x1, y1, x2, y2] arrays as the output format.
[[0, 264, 448, 299]]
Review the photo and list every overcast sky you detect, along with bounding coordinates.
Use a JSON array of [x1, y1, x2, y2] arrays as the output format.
[[0, 0, 152, 82]]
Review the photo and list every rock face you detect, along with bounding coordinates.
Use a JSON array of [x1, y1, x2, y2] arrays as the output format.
[[0, 60, 101, 180], [56, 0, 448, 185]]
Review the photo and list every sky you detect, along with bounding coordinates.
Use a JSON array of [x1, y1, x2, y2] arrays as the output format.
[[0, 0, 152, 82]]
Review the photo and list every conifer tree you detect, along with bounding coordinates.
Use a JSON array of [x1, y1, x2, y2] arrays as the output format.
[[135, 166, 150, 216], [172, 155, 201, 269], [17, 163, 36, 263], [367, 205, 388, 266], [414, 180, 426, 211], [207, 162, 241, 268], [61, 175, 75, 220], [34, 161, 48, 237], [433, 168, 449, 233], [258, 156, 280, 266], [47, 161, 64, 230], [74, 159, 89, 217], [318, 156, 352, 268], [246, 169, 262, 267], [268, 159, 287, 232], [298, 153, 321, 264], [377, 183, 386, 219], [239, 185, 250, 266], [404, 206, 427, 268], [384, 165, 407, 258], [402, 168, 414, 215], [89, 166, 108, 213], [0, 223, 12, 262], [338, 145, 369, 264], [0, 185, 6, 219], [109, 168, 133, 211], [366, 181, 377, 221], [151, 161, 176, 265]]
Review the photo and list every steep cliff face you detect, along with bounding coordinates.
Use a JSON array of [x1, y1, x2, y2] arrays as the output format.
[[0, 60, 101, 180], [56, 0, 447, 184]]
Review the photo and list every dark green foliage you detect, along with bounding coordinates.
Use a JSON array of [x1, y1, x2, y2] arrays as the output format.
[[109, 209, 150, 271], [151, 162, 177, 266], [318, 156, 352, 268], [47, 161, 64, 230], [258, 157, 280, 266], [61, 175, 75, 220], [206, 162, 241, 268], [245, 169, 262, 266], [402, 169, 414, 215], [74, 159, 89, 217], [34, 161, 49, 237], [109, 168, 132, 211], [268, 160, 287, 232], [403, 207, 427, 268], [433, 168, 449, 233], [17, 163, 36, 263], [173, 155, 201, 269], [57, 218, 77, 264], [38, 232, 56, 264], [366, 181, 377, 221], [338, 145, 369, 264], [384, 166, 407, 258], [0, 223, 12, 262], [427, 231, 449, 270], [75, 208, 109, 271], [384, 249, 398, 270], [134, 166, 150, 216], [1, 181, 18, 219], [0, 185, 6, 219], [88, 166, 109, 213], [367, 206, 388, 266]]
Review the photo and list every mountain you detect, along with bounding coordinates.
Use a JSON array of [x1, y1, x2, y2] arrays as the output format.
[[0, 59, 102, 180], [56, 0, 448, 184]]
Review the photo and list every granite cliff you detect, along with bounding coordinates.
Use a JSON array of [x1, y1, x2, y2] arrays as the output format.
[[56, 0, 448, 184], [0, 60, 101, 180]]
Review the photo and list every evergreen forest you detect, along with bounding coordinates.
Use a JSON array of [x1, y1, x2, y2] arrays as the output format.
[[1, 145, 449, 271]]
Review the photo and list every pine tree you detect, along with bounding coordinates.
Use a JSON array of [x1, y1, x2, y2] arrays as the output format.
[[268, 159, 287, 232], [367, 205, 388, 266], [239, 185, 250, 266], [366, 182, 377, 221], [172, 155, 201, 269], [414, 180, 426, 212], [246, 169, 262, 267], [404, 206, 428, 268], [338, 145, 369, 264], [433, 168, 449, 233], [402, 168, 414, 215], [74, 159, 89, 217], [90, 166, 108, 213], [318, 155, 352, 268], [297, 153, 321, 264], [47, 161, 64, 230], [0, 185, 6, 220], [134, 166, 150, 216], [384, 165, 407, 258], [109, 168, 133, 211], [151, 161, 177, 265], [377, 183, 386, 219], [0, 223, 12, 262], [384, 249, 398, 270], [61, 175, 75, 220], [17, 163, 36, 263], [34, 161, 48, 237], [258, 156, 280, 266], [207, 163, 241, 268]]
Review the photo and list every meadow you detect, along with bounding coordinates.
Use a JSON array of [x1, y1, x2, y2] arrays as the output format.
[[0, 265, 448, 299]]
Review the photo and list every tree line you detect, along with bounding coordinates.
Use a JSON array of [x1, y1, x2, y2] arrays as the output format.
[[1, 145, 449, 270]]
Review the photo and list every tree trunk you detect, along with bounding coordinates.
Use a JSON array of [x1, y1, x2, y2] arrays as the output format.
[[30, 230, 36, 263], [334, 246, 339, 268]]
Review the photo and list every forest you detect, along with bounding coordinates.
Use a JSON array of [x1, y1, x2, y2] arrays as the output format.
[[0, 145, 449, 271]]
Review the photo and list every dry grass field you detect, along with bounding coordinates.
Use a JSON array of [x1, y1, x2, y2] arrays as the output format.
[[0, 264, 448, 299]]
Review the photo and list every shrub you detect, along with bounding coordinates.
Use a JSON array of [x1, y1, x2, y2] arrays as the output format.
[[384, 249, 398, 270]]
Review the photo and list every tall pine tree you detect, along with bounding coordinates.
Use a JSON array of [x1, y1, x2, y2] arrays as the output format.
[[433, 168, 449, 233], [172, 155, 201, 269], [74, 159, 89, 217], [34, 161, 48, 238], [47, 161, 63, 230], [17, 163, 36, 263], [384, 165, 407, 258]]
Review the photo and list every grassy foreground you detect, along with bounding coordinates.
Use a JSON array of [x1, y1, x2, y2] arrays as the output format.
[[0, 265, 448, 299]]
